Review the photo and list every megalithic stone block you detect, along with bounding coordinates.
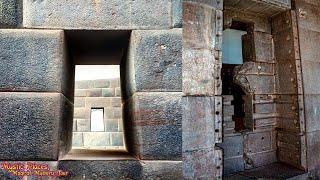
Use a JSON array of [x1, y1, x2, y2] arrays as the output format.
[[126, 29, 182, 96], [141, 161, 182, 179], [23, 0, 171, 29], [0, 92, 73, 160], [127, 92, 182, 160], [0, 29, 72, 99], [58, 160, 142, 179], [0, 0, 22, 28], [182, 96, 222, 152]]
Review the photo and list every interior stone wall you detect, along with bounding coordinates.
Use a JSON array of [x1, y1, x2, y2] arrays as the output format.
[[72, 78, 125, 150]]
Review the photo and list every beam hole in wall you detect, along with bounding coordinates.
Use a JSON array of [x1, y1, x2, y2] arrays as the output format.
[[64, 30, 131, 156]]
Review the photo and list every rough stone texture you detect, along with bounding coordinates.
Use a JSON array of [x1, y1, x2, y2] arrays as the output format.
[[224, 0, 291, 17], [0, 29, 72, 99], [183, 48, 221, 96], [0, 92, 73, 160], [126, 29, 182, 96], [127, 92, 182, 160], [141, 161, 182, 179], [183, 96, 222, 151], [23, 0, 172, 29], [0, 0, 22, 28], [183, 2, 222, 50], [172, 0, 182, 28], [58, 160, 142, 179], [183, 147, 223, 179]]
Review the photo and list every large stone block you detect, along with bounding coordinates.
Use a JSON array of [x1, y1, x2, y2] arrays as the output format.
[[295, 0, 320, 32], [183, 96, 222, 151], [301, 61, 320, 94], [306, 130, 320, 169], [0, 30, 72, 99], [0, 0, 22, 28], [0, 92, 73, 160], [304, 94, 320, 132], [128, 92, 182, 160], [217, 134, 243, 158], [299, 28, 320, 62], [23, 0, 171, 29], [183, 147, 222, 179], [183, 48, 221, 96], [126, 29, 182, 96], [141, 161, 182, 179], [183, 2, 222, 50], [58, 160, 142, 179]]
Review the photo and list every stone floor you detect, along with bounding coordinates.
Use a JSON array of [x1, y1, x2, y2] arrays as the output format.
[[225, 163, 307, 180]]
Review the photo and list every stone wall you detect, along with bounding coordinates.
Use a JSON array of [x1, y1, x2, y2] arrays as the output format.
[[0, 0, 183, 179], [72, 78, 125, 150]]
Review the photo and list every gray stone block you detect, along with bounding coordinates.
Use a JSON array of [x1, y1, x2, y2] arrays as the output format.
[[58, 160, 142, 179], [0, 92, 72, 160], [23, 0, 171, 29], [86, 89, 102, 97], [83, 132, 110, 147], [183, 97, 222, 151], [73, 108, 90, 119], [0, 30, 71, 99], [111, 97, 122, 107], [128, 92, 182, 160], [115, 87, 121, 97], [0, 0, 22, 28], [102, 88, 115, 97], [94, 79, 110, 88], [183, 147, 222, 179], [74, 97, 85, 107], [85, 97, 110, 107], [72, 132, 83, 147], [74, 89, 87, 97], [217, 134, 244, 158], [76, 119, 90, 132], [110, 132, 124, 146], [141, 161, 182, 180], [127, 29, 182, 96], [172, 0, 182, 28], [75, 80, 94, 89], [105, 119, 119, 132]]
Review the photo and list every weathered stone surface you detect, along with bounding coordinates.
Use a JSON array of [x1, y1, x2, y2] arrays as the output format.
[[128, 92, 182, 160], [83, 132, 110, 147], [306, 130, 320, 169], [183, 2, 222, 50], [105, 119, 120, 132], [58, 160, 141, 179], [224, 156, 245, 175], [0, 30, 71, 98], [74, 97, 85, 107], [0, 0, 22, 28], [23, 0, 171, 29], [183, 49, 221, 96], [298, 28, 320, 62], [301, 61, 320, 94], [110, 132, 124, 146], [218, 134, 243, 158], [72, 132, 83, 147], [183, 96, 222, 151], [183, 147, 222, 179], [185, 0, 223, 9], [224, 0, 291, 17], [102, 88, 115, 97], [76, 119, 90, 132], [127, 29, 182, 96], [141, 161, 182, 179], [86, 89, 102, 97], [172, 0, 182, 28], [0, 92, 72, 160], [304, 94, 320, 132], [244, 131, 276, 154], [295, 0, 320, 32]]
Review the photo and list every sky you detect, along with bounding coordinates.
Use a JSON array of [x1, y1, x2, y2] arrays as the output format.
[[75, 65, 120, 81]]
